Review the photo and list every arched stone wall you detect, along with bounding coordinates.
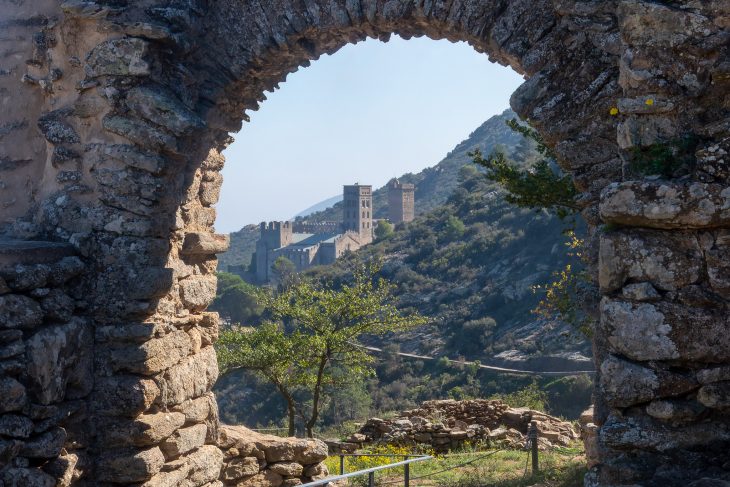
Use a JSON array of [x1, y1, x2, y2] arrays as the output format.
[[0, 1, 728, 486]]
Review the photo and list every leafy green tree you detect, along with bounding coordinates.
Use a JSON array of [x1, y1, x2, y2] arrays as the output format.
[[470, 119, 579, 220], [491, 379, 549, 411], [210, 272, 264, 325], [374, 220, 394, 240], [217, 263, 427, 437], [271, 256, 297, 288], [267, 262, 428, 437], [444, 215, 466, 239], [217, 322, 311, 436]]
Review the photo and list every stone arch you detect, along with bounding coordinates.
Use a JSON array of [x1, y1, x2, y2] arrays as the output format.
[[0, 1, 728, 486]]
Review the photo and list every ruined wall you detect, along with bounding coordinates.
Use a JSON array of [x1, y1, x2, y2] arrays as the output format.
[[0, 0, 728, 486]]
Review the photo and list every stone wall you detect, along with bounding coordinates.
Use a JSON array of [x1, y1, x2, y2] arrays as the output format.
[[218, 426, 328, 487], [330, 399, 578, 454], [0, 0, 728, 486], [0, 240, 88, 486]]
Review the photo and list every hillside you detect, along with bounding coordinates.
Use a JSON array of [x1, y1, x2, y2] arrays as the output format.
[[217, 109, 524, 272], [304, 164, 590, 365]]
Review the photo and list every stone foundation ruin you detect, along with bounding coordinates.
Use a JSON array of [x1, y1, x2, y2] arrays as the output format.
[[327, 399, 578, 454], [0, 1, 729, 485]]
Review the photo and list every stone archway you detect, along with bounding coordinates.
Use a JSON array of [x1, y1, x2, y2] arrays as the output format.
[[0, 1, 728, 486]]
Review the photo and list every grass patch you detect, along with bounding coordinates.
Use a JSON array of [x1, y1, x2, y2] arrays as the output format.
[[323, 442, 586, 487]]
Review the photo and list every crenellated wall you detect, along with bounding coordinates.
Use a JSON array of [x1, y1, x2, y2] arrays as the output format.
[[0, 1, 728, 486]]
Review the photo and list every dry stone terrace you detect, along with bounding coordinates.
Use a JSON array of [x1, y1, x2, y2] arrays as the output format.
[[0, 0, 728, 486]]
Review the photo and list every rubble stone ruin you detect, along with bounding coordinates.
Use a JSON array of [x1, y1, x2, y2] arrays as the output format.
[[0, 1, 728, 486]]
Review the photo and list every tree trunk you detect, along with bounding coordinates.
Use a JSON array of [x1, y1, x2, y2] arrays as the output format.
[[275, 382, 297, 437], [306, 354, 328, 438]]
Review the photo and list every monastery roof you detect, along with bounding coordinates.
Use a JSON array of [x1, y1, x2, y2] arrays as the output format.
[[285, 232, 341, 248]]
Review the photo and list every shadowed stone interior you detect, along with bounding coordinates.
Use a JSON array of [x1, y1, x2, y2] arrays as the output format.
[[0, 1, 728, 486]]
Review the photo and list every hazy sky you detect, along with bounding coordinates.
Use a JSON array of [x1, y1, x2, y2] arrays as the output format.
[[217, 35, 524, 233]]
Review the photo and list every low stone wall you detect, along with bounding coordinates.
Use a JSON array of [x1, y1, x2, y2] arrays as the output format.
[[330, 399, 577, 454], [218, 425, 329, 487]]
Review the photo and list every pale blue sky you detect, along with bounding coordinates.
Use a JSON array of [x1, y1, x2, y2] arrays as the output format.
[[217, 35, 524, 233]]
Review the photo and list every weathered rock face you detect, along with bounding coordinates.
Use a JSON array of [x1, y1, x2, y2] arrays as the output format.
[[331, 399, 578, 454], [0, 0, 728, 486]]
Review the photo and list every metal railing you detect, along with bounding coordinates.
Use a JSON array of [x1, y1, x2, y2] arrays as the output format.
[[300, 454, 433, 487]]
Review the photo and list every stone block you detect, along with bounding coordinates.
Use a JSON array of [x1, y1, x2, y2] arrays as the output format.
[[183, 444, 225, 486], [705, 244, 730, 298], [600, 298, 730, 363], [600, 181, 730, 229], [0, 294, 43, 330], [181, 232, 230, 255], [0, 240, 75, 268], [0, 467, 55, 487], [621, 282, 661, 302], [85, 38, 152, 77], [96, 447, 165, 483], [269, 462, 304, 477], [599, 229, 702, 293], [39, 289, 75, 321], [160, 423, 207, 458], [697, 366, 730, 384], [93, 376, 160, 417], [103, 115, 178, 153], [223, 456, 260, 480], [236, 470, 283, 487], [125, 86, 204, 136], [19, 427, 66, 458], [646, 399, 706, 422], [600, 412, 730, 452], [3, 263, 50, 290], [26, 319, 93, 404], [160, 346, 218, 406], [0, 377, 27, 413], [171, 393, 214, 423], [179, 275, 217, 311], [102, 144, 167, 175], [96, 322, 176, 344], [199, 172, 223, 206], [109, 330, 192, 375], [600, 355, 697, 407], [0, 414, 33, 438], [697, 382, 730, 410], [98, 412, 185, 447]]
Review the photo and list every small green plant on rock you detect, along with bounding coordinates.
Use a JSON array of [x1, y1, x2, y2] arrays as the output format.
[[629, 134, 700, 178]]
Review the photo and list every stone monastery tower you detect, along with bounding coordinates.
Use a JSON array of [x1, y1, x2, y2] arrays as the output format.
[[342, 184, 373, 244], [388, 179, 415, 224]]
